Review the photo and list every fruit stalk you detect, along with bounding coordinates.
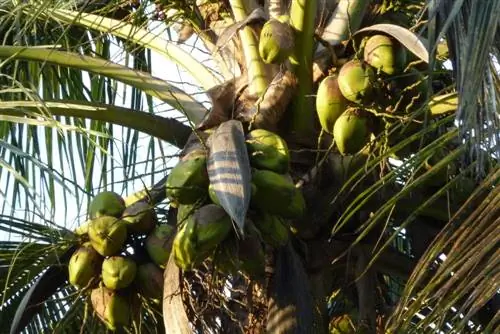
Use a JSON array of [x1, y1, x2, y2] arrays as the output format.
[[229, 0, 269, 96]]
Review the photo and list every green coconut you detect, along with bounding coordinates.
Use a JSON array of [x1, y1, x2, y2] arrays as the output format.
[[177, 203, 198, 225], [192, 204, 233, 254], [208, 184, 221, 206], [333, 109, 371, 155], [363, 34, 407, 75], [89, 191, 126, 219], [253, 213, 289, 247], [102, 256, 137, 290], [68, 242, 102, 289], [88, 216, 128, 256], [74, 219, 91, 236], [338, 60, 375, 103], [145, 224, 176, 268], [135, 263, 164, 302], [316, 75, 348, 134], [121, 200, 157, 234], [173, 215, 198, 271], [259, 16, 294, 64], [238, 222, 265, 279], [250, 169, 300, 218], [91, 286, 130, 331], [246, 129, 290, 174], [166, 151, 209, 205]]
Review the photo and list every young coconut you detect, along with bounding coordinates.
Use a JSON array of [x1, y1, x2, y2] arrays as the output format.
[[68, 242, 102, 289], [238, 222, 266, 279], [74, 219, 91, 236], [192, 204, 233, 254], [253, 213, 289, 248], [259, 16, 295, 64], [145, 224, 176, 268], [363, 34, 407, 75], [91, 286, 130, 330], [173, 215, 198, 271], [135, 263, 164, 302], [338, 60, 376, 104], [250, 169, 303, 218], [89, 191, 126, 219], [121, 200, 157, 234], [166, 150, 209, 205], [333, 108, 372, 155], [102, 256, 137, 290], [246, 129, 290, 174], [88, 216, 128, 256], [316, 75, 349, 134]]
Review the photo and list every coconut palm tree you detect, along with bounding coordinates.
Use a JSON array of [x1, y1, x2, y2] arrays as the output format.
[[0, 0, 498, 333]]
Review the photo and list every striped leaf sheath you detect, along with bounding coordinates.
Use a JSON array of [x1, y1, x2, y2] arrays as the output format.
[[207, 120, 252, 236]]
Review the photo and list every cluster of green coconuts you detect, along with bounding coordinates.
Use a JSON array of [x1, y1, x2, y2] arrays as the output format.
[[315, 33, 426, 156], [166, 128, 305, 278], [69, 192, 173, 330], [259, 16, 426, 156]]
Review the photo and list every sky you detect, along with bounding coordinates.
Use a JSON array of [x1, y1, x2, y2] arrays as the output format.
[[0, 19, 215, 239]]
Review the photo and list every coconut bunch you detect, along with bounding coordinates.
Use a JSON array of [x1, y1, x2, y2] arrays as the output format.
[[166, 120, 305, 279], [70, 191, 170, 331], [316, 33, 429, 156]]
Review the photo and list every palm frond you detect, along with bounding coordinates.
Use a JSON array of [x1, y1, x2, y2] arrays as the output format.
[[430, 0, 500, 168], [388, 168, 499, 333]]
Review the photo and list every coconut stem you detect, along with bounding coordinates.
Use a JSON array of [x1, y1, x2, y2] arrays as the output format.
[[288, 0, 318, 143], [229, 0, 269, 96]]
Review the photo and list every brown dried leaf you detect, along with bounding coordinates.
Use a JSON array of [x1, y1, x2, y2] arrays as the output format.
[[236, 70, 298, 131], [197, 75, 248, 131]]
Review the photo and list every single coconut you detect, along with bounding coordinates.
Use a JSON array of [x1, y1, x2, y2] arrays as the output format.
[[338, 60, 375, 104], [89, 191, 125, 219], [316, 75, 348, 134], [91, 286, 130, 331], [166, 152, 209, 204], [173, 216, 198, 271], [333, 109, 371, 155], [253, 213, 289, 247], [121, 200, 157, 234], [363, 34, 407, 75], [238, 222, 265, 279], [259, 16, 295, 64], [192, 204, 232, 254], [135, 263, 164, 301], [246, 129, 290, 174], [102, 256, 137, 290], [250, 169, 297, 217], [145, 225, 176, 268], [68, 242, 102, 289], [88, 216, 128, 256]]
